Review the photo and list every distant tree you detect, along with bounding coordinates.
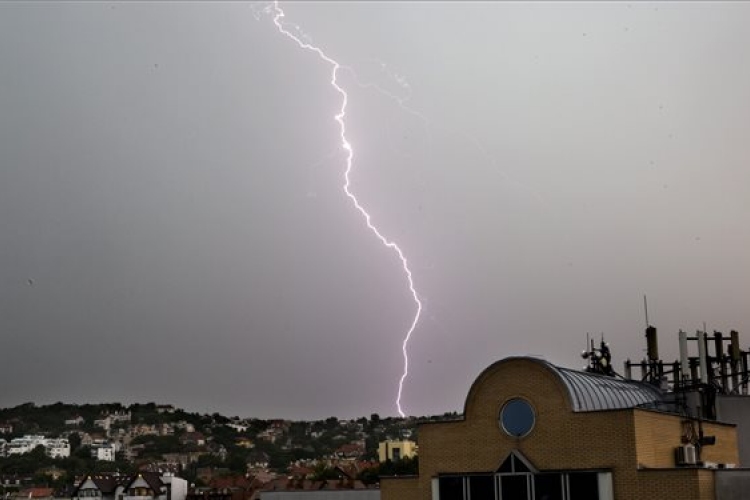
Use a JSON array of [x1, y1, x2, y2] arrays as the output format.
[[268, 450, 293, 472], [29, 445, 48, 462], [74, 445, 92, 460], [32, 471, 52, 487], [357, 467, 380, 485], [212, 413, 230, 425], [226, 454, 248, 475], [324, 417, 339, 430], [310, 463, 340, 481], [69, 432, 82, 452]]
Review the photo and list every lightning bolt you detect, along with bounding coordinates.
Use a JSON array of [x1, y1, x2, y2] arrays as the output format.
[[269, 1, 422, 417]]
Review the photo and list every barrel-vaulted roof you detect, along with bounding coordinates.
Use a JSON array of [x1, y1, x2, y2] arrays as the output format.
[[460, 356, 666, 418], [544, 360, 664, 412]]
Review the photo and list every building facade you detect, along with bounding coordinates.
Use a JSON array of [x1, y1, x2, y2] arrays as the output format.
[[378, 440, 418, 462], [5, 436, 70, 458], [73, 472, 187, 500], [382, 357, 746, 500]]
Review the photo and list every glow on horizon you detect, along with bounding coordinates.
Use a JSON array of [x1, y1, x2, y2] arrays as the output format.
[[270, 2, 422, 417]]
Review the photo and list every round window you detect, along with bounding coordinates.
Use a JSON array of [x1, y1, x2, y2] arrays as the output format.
[[500, 398, 535, 437]]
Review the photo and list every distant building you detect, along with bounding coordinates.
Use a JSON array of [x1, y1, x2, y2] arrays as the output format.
[[65, 416, 85, 426], [72, 472, 187, 500], [109, 411, 132, 424], [13, 487, 55, 500], [179, 432, 206, 447], [37, 467, 65, 481], [91, 442, 116, 462], [258, 477, 378, 500], [334, 441, 366, 460], [377, 440, 417, 462], [6, 436, 69, 458], [44, 438, 70, 459], [227, 422, 249, 433]]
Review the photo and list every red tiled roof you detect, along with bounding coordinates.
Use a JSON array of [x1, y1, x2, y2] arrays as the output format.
[[23, 488, 55, 498]]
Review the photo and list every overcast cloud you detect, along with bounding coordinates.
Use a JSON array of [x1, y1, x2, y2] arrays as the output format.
[[0, 1, 748, 419]]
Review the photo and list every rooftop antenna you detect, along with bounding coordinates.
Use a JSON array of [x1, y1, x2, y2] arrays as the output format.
[[644, 295, 659, 362]]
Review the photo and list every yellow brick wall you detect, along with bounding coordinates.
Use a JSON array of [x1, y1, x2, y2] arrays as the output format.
[[380, 476, 419, 499], [381, 357, 735, 500], [634, 409, 738, 468], [637, 468, 715, 500]]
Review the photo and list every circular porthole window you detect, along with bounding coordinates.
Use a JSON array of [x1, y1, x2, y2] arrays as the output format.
[[500, 398, 535, 437]]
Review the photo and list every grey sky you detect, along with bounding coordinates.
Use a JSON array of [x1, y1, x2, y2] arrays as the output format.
[[1, 1, 748, 420]]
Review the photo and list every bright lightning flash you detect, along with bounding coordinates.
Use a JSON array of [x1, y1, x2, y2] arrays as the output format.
[[270, 2, 422, 417]]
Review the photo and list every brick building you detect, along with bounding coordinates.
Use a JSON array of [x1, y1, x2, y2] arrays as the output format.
[[382, 356, 750, 500]]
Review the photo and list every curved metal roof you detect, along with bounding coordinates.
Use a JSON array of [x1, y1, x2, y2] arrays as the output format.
[[545, 362, 664, 412]]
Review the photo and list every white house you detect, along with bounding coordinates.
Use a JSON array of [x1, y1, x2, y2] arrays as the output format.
[[73, 472, 187, 500], [44, 438, 70, 458], [94, 417, 112, 431], [7, 435, 46, 455], [91, 443, 116, 462], [226, 423, 249, 433], [6, 436, 69, 458]]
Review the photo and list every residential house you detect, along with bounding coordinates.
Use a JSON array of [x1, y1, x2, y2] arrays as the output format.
[[226, 423, 248, 433], [7, 436, 45, 455], [37, 467, 65, 481], [132, 424, 159, 437], [65, 416, 85, 427], [72, 474, 130, 500], [207, 476, 262, 500], [0, 474, 33, 489], [0, 423, 13, 434], [158, 423, 174, 436], [72, 472, 187, 500], [186, 490, 232, 500], [174, 421, 195, 433], [161, 452, 206, 468], [333, 442, 365, 460], [257, 477, 377, 500], [44, 438, 70, 458], [196, 468, 229, 485], [93, 417, 112, 432], [236, 438, 254, 449], [179, 432, 206, 447], [246, 452, 270, 472], [255, 431, 276, 444], [138, 463, 181, 476], [6, 436, 69, 458], [109, 411, 132, 424], [91, 442, 116, 462], [14, 488, 55, 500]]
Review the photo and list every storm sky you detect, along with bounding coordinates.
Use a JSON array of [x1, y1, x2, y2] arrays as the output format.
[[1, 1, 748, 420]]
